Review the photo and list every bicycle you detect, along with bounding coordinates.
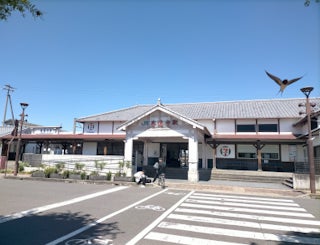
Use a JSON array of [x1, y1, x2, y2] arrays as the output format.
[[158, 173, 165, 189]]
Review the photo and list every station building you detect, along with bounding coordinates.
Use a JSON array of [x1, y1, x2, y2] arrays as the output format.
[[1, 97, 319, 182], [75, 97, 320, 181]]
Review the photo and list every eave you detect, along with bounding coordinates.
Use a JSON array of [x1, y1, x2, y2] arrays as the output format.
[[0, 133, 126, 141], [206, 133, 304, 144]]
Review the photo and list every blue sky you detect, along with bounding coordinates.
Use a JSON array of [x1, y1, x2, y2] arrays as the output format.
[[1, 0, 319, 131]]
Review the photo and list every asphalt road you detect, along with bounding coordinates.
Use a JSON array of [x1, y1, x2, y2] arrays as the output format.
[[0, 178, 319, 245]]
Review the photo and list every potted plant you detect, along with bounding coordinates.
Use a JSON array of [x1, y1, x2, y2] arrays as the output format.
[[89, 160, 107, 180], [31, 170, 45, 178], [114, 161, 132, 182], [69, 163, 86, 180], [49, 163, 65, 179], [44, 166, 58, 178], [31, 164, 45, 178]]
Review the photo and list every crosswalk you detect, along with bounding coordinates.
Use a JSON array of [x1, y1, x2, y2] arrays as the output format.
[[143, 192, 320, 245]]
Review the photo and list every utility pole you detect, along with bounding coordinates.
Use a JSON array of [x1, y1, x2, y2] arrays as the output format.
[[300, 87, 316, 194], [14, 103, 29, 176], [2, 84, 15, 126]]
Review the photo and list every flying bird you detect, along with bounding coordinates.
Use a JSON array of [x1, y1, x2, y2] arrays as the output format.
[[265, 70, 303, 94]]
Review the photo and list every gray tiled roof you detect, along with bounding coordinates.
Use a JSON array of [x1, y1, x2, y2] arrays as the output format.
[[77, 98, 320, 122], [0, 126, 14, 137]]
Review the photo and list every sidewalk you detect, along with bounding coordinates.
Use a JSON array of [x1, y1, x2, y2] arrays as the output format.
[[1, 172, 313, 198], [165, 178, 310, 198]]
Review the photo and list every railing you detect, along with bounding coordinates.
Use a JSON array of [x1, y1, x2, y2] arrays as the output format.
[[294, 157, 320, 175]]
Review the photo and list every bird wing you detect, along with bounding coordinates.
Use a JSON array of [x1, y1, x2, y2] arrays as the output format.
[[287, 76, 303, 85], [265, 71, 282, 85]]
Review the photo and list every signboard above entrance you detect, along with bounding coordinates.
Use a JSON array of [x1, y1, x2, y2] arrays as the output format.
[[140, 118, 179, 128]]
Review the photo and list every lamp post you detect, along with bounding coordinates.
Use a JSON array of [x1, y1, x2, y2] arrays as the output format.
[[14, 102, 28, 176], [300, 87, 316, 194]]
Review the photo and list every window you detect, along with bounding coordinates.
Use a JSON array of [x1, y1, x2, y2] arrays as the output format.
[[261, 145, 279, 160], [258, 124, 278, 132], [311, 116, 317, 130], [261, 153, 279, 159], [238, 152, 256, 159], [97, 141, 124, 155], [237, 124, 255, 132], [237, 144, 256, 159]]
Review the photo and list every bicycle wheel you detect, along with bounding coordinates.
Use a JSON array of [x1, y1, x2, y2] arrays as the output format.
[[161, 177, 165, 188]]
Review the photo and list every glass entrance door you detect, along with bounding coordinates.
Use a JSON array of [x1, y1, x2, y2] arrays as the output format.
[[161, 143, 188, 168]]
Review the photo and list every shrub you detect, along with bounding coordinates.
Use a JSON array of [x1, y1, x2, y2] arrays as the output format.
[[106, 171, 112, 181], [80, 172, 87, 180], [90, 171, 99, 176], [62, 170, 70, 179], [55, 162, 65, 173], [75, 163, 85, 171], [44, 167, 57, 178], [94, 160, 106, 171], [19, 161, 30, 172]]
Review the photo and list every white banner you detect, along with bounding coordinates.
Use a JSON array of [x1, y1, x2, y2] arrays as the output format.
[[216, 144, 235, 158]]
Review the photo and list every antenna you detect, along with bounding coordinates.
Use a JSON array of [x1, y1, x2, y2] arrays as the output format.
[[2, 84, 16, 126]]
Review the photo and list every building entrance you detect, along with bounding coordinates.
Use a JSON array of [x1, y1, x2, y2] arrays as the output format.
[[161, 143, 188, 168]]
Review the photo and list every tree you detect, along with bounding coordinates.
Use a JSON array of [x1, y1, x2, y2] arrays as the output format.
[[0, 0, 42, 20]]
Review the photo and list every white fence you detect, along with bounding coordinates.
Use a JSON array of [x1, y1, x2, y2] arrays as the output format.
[[24, 154, 128, 176]]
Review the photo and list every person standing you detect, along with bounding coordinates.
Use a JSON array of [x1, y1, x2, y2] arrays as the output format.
[[153, 158, 165, 183]]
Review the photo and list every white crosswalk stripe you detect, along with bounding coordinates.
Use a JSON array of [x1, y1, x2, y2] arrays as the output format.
[[143, 192, 320, 245]]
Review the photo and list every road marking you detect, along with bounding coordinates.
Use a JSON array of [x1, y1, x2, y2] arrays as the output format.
[[144, 232, 247, 245], [186, 198, 307, 212], [0, 186, 128, 224], [175, 207, 320, 226], [180, 202, 314, 218], [143, 192, 320, 244], [167, 213, 320, 233], [193, 192, 295, 202], [158, 221, 320, 244], [190, 194, 300, 206], [135, 205, 165, 211], [46, 188, 168, 245], [126, 190, 195, 245]]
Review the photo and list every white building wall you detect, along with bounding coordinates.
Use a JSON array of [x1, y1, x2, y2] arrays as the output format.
[[198, 119, 214, 134], [113, 122, 125, 134], [280, 119, 300, 134], [236, 119, 256, 124], [99, 122, 113, 133], [281, 144, 305, 162], [257, 119, 278, 124], [216, 119, 234, 133], [83, 122, 98, 133], [83, 121, 125, 135]]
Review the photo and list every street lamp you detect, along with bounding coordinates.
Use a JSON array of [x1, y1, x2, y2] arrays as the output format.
[[14, 102, 28, 176], [300, 87, 316, 194]]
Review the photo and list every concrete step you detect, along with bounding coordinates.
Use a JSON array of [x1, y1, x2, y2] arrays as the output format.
[[211, 169, 292, 184], [143, 166, 292, 183], [211, 175, 286, 183]]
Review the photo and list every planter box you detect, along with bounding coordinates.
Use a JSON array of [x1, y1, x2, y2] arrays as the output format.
[[69, 174, 82, 180], [31, 171, 45, 178], [50, 173, 63, 179], [114, 176, 132, 182], [89, 175, 106, 181]]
